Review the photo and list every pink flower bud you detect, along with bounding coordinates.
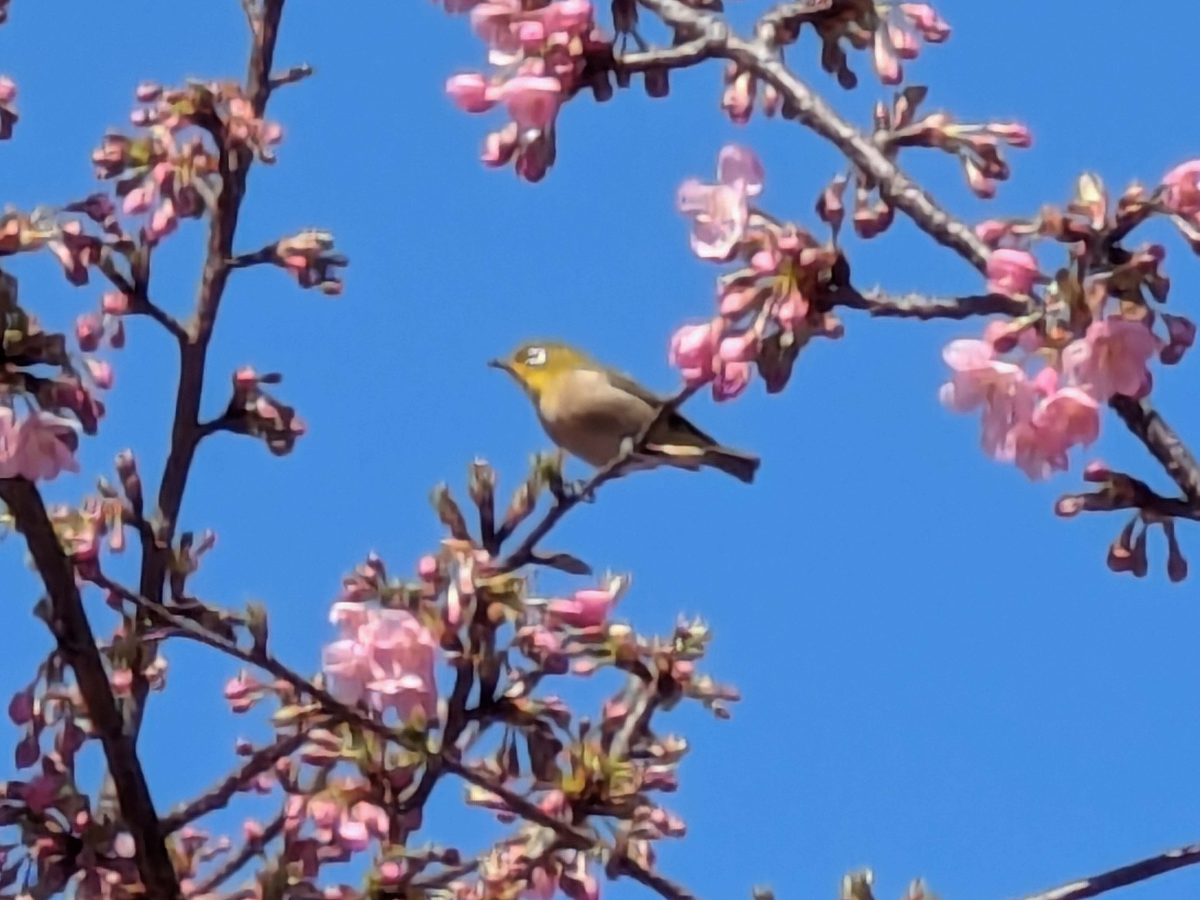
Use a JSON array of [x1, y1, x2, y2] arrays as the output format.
[[712, 360, 751, 401], [718, 331, 759, 363], [986, 248, 1039, 297], [85, 357, 114, 390], [445, 73, 496, 113], [497, 75, 562, 130], [719, 286, 759, 317], [102, 291, 131, 315], [75, 313, 103, 351], [668, 322, 717, 385]]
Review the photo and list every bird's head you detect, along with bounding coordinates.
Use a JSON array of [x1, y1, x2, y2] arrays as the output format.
[[488, 340, 588, 398]]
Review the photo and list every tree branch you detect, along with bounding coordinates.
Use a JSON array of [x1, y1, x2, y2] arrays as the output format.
[[828, 286, 1031, 320], [632, 0, 1200, 528], [191, 809, 285, 896], [132, 0, 288, 735], [1019, 841, 1200, 900], [0, 478, 180, 899], [160, 730, 309, 833]]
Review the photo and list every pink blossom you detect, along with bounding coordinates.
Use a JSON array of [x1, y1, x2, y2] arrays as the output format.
[[1061, 317, 1159, 400], [1161, 159, 1200, 219], [668, 322, 718, 386], [446, 73, 497, 113], [986, 248, 1040, 297], [938, 339, 1031, 458], [713, 360, 752, 401], [321, 607, 438, 724], [0, 410, 80, 482], [496, 75, 561, 130], [1006, 386, 1100, 482], [677, 144, 763, 260]]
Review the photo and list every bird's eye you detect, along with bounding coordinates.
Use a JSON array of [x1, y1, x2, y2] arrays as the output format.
[[524, 346, 547, 367]]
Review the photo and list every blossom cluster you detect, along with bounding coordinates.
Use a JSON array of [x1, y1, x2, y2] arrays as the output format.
[[670, 144, 845, 401], [92, 81, 282, 245], [938, 165, 1200, 481], [442, 0, 609, 181]]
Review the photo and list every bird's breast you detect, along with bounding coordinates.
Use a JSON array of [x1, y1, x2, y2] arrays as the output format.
[[535, 369, 653, 467]]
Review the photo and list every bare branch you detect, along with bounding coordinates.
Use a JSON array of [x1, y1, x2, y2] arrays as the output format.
[[1109, 396, 1200, 507], [132, 0, 289, 735], [1019, 841, 1200, 900], [828, 286, 1031, 320], [0, 478, 180, 898]]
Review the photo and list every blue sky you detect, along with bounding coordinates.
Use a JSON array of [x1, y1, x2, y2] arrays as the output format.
[[3, 1, 1200, 898]]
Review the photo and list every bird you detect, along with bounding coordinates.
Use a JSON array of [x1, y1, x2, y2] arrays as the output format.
[[489, 340, 760, 484]]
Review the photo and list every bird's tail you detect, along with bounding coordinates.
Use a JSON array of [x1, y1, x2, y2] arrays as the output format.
[[701, 446, 760, 484]]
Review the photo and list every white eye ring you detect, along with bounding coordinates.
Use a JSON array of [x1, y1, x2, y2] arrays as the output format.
[[524, 346, 547, 367]]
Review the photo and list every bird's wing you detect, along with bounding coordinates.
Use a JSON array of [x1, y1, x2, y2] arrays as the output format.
[[580, 367, 720, 447], [549, 368, 657, 434]]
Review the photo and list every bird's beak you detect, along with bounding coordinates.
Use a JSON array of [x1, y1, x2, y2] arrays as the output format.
[[488, 358, 513, 374]]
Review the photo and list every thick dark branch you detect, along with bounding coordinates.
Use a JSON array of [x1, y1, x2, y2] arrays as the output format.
[[829, 286, 1031, 320], [0, 479, 180, 898], [160, 730, 308, 833], [1019, 841, 1200, 900], [1109, 396, 1200, 507]]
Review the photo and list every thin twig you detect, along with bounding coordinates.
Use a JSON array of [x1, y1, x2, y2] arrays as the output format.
[[193, 810, 286, 895], [442, 756, 695, 899], [1018, 841, 1200, 900], [160, 730, 310, 833], [0, 479, 180, 898]]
